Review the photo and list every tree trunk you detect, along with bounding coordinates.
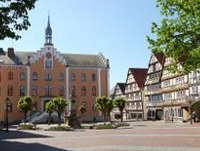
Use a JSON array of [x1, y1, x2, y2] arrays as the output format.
[[58, 113, 61, 126], [120, 110, 123, 123], [103, 113, 106, 125], [48, 113, 51, 125], [24, 112, 27, 123]]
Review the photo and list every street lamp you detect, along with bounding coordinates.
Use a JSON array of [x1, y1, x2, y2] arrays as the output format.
[[5, 97, 12, 132]]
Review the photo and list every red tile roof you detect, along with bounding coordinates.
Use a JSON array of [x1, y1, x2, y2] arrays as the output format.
[[154, 52, 165, 65], [128, 68, 148, 90]]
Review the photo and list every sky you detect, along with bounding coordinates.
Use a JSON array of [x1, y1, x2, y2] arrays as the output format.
[[1, 0, 161, 89]]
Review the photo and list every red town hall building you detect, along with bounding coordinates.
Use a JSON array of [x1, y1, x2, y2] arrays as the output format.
[[0, 17, 110, 123]]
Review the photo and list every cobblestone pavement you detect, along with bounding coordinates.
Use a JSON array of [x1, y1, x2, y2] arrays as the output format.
[[1, 121, 200, 151]]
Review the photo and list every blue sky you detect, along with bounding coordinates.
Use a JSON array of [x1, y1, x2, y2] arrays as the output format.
[[1, 0, 161, 88]]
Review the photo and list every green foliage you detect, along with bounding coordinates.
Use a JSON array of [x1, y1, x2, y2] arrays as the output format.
[[79, 105, 86, 115], [45, 101, 55, 115], [17, 122, 36, 130], [45, 125, 73, 131], [147, 0, 200, 73], [113, 97, 126, 122], [45, 101, 55, 125], [52, 97, 68, 125], [0, 0, 37, 40], [18, 96, 34, 122], [95, 96, 114, 123], [94, 123, 115, 129]]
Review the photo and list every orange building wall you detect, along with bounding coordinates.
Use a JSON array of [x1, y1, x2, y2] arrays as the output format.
[[0, 65, 27, 122]]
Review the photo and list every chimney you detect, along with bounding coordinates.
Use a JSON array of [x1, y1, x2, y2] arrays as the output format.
[[0, 48, 5, 55], [7, 48, 15, 58]]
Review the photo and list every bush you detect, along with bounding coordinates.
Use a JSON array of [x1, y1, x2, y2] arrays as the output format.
[[114, 122, 130, 128], [45, 125, 73, 131], [17, 122, 37, 130], [94, 123, 117, 129]]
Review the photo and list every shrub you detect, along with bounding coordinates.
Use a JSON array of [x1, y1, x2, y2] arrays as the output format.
[[94, 123, 117, 129], [17, 122, 37, 130], [45, 125, 73, 131]]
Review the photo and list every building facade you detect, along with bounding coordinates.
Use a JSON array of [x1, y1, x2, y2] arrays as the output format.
[[110, 83, 126, 120], [0, 17, 110, 123], [124, 68, 147, 120], [144, 53, 165, 120]]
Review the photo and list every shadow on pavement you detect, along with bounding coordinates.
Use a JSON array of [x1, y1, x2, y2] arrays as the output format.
[[0, 141, 73, 151], [0, 130, 73, 151], [0, 130, 51, 140]]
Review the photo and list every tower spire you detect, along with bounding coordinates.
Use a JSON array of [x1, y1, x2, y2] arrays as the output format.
[[45, 15, 53, 45]]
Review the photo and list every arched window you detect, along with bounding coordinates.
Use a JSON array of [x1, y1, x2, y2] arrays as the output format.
[[32, 85, 38, 96], [45, 53, 52, 68], [20, 85, 25, 96], [32, 72, 38, 80], [20, 72, 25, 80], [92, 86, 96, 96], [59, 86, 65, 96], [8, 71, 13, 80], [7, 85, 13, 96], [71, 73, 76, 81], [71, 86, 76, 97], [81, 86, 86, 96], [45, 85, 52, 96]]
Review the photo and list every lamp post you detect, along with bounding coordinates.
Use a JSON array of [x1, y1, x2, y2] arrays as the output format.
[[5, 97, 11, 132]]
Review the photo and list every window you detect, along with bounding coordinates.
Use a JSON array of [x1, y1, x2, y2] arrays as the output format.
[[92, 74, 96, 81], [20, 72, 25, 80], [58, 73, 64, 81], [45, 53, 52, 68], [7, 85, 13, 96], [32, 72, 38, 80], [45, 85, 52, 96], [45, 60, 52, 68], [8, 71, 13, 80], [32, 86, 38, 96], [45, 73, 52, 81], [71, 86, 76, 97], [71, 73, 76, 81], [59, 86, 65, 96], [82, 86, 86, 96], [92, 86, 96, 96], [81, 74, 86, 81], [20, 85, 25, 96]]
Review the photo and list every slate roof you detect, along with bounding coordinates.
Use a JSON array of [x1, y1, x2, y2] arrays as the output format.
[[128, 68, 148, 89], [0, 50, 108, 68]]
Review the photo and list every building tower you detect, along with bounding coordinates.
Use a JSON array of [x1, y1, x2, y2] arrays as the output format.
[[45, 15, 53, 45]]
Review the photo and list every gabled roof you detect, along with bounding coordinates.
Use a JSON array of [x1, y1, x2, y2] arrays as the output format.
[[0, 49, 108, 68], [128, 68, 148, 89], [116, 83, 126, 94], [154, 52, 165, 65]]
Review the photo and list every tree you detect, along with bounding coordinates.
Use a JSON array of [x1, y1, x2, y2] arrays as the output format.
[[95, 96, 113, 124], [147, 0, 200, 73], [18, 96, 34, 123], [45, 101, 55, 125], [113, 97, 126, 123], [107, 99, 114, 122], [52, 97, 68, 126], [78, 105, 86, 123], [0, 0, 37, 40]]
